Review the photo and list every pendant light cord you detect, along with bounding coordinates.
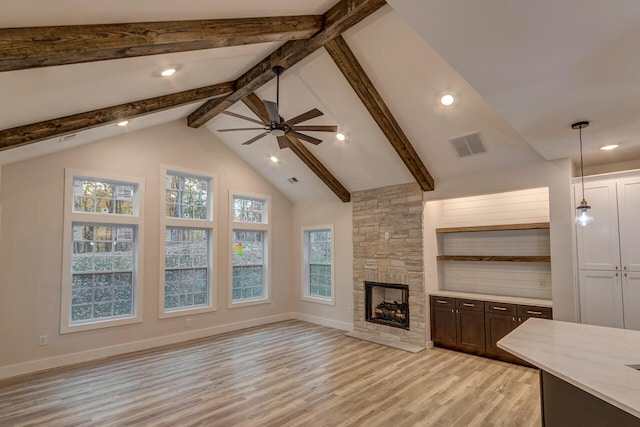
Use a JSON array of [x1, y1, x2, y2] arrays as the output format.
[[276, 71, 280, 112], [579, 125, 585, 201]]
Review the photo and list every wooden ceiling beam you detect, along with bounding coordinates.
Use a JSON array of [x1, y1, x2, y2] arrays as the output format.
[[241, 93, 351, 202], [0, 16, 323, 72], [187, 0, 387, 128], [0, 82, 234, 151], [324, 35, 435, 191]]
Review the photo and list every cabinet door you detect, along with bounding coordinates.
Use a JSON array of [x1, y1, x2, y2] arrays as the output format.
[[622, 271, 640, 331], [484, 312, 518, 359], [617, 177, 640, 271], [574, 181, 620, 270], [578, 270, 624, 328], [431, 305, 457, 348], [456, 309, 485, 354]]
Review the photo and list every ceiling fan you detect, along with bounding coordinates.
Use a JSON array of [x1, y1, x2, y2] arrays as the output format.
[[217, 66, 338, 149]]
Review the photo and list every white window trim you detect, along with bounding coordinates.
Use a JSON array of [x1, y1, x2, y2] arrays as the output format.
[[301, 224, 335, 306], [159, 165, 217, 318], [228, 190, 271, 308], [61, 168, 145, 334]]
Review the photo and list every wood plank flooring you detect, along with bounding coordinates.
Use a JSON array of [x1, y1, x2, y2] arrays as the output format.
[[0, 321, 541, 426]]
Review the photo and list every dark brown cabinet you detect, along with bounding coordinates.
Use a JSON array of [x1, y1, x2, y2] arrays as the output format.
[[431, 295, 552, 366], [430, 296, 485, 354]]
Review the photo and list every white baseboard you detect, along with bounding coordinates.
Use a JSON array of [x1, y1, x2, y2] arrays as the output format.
[[0, 313, 293, 381], [293, 312, 353, 331]]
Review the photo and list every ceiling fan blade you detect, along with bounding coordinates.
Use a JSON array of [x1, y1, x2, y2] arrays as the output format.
[[241, 132, 269, 145], [222, 110, 265, 125], [292, 125, 338, 132], [276, 136, 289, 149], [289, 131, 323, 145], [264, 101, 280, 123], [218, 127, 266, 132], [284, 108, 323, 126]]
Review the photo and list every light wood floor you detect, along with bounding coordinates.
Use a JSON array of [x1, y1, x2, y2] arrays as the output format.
[[0, 321, 540, 426]]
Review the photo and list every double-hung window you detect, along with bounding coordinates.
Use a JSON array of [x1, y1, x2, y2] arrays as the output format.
[[160, 167, 215, 317], [302, 225, 334, 304], [61, 169, 145, 333], [229, 192, 270, 306]]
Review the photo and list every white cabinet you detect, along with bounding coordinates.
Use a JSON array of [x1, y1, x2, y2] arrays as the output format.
[[622, 271, 640, 331], [574, 174, 640, 330], [578, 270, 623, 328]]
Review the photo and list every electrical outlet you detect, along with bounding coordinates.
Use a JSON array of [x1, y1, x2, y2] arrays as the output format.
[[38, 335, 48, 346], [185, 318, 192, 327]]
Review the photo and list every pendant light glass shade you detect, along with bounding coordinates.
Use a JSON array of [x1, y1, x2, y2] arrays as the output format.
[[572, 121, 593, 227], [575, 199, 593, 226]]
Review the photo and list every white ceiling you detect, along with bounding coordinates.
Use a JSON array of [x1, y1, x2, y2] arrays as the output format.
[[2, 0, 639, 202]]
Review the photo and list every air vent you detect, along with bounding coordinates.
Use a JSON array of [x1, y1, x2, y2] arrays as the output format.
[[448, 132, 486, 158], [59, 134, 77, 143], [287, 177, 299, 184]]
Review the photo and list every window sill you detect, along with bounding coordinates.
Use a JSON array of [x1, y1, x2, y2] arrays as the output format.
[[61, 315, 142, 334], [159, 304, 217, 319], [301, 296, 335, 306], [228, 298, 271, 309]]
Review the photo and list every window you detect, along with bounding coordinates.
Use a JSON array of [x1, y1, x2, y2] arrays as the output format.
[[61, 170, 145, 333], [160, 167, 215, 318], [229, 192, 270, 306], [302, 225, 334, 305]]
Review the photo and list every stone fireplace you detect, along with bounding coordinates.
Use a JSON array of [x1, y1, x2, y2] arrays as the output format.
[[348, 183, 426, 352]]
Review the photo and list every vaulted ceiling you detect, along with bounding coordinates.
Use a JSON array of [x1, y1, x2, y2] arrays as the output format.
[[2, 0, 639, 202]]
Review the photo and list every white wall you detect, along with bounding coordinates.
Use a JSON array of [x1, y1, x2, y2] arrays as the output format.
[[292, 199, 353, 330], [0, 121, 294, 377], [423, 159, 577, 321]]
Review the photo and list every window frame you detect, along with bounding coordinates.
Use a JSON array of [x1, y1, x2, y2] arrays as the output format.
[[159, 165, 217, 319], [61, 168, 145, 334], [228, 191, 271, 308], [301, 225, 335, 305]]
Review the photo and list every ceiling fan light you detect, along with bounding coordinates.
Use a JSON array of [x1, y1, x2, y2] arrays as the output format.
[[271, 129, 285, 137]]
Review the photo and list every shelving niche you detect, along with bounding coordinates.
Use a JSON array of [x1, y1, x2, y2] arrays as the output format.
[[436, 222, 552, 299]]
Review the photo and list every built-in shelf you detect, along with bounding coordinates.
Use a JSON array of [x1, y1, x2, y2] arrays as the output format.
[[437, 255, 551, 263], [436, 222, 550, 234]]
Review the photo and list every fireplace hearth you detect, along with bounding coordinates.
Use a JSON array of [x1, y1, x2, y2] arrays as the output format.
[[365, 281, 409, 330]]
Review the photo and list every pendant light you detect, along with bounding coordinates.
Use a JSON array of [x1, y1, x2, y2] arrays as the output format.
[[572, 121, 593, 227]]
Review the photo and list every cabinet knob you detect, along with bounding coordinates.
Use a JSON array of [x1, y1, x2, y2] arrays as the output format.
[[512, 317, 516, 322], [616, 266, 619, 270], [624, 266, 627, 270], [616, 272, 619, 277]]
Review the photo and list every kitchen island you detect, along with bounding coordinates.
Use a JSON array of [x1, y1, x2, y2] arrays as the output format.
[[498, 318, 640, 426]]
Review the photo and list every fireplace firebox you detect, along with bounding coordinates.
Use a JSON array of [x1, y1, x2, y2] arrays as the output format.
[[365, 281, 409, 330]]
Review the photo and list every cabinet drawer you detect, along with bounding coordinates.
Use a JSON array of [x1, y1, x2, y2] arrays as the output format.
[[518, 305, 552, 319], [484, 301, 517, 315], [455, 298, 484, 311], [430, 296, 455, 307]]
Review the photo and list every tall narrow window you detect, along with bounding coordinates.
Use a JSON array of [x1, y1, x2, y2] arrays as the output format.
[[302, 225, 335, 304], [160, 167, 215, 318], [62, 170, 145, 333], [229, 192, 270, 306]]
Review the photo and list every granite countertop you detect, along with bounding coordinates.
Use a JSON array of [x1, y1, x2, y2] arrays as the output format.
[[498, 318, 640, 418], [429, 290, 552, 307]]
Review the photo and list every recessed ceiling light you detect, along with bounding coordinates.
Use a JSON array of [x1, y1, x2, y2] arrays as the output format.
[[160, 68, 176, 77], [600, 144, 619, 151], [116, 120, 129, 127], [440, 94, 455, 106], [336, 133, 346, 141], [270, 156, 279, 163]]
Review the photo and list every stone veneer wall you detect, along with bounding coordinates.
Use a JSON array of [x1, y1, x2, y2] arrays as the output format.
[[352, 182, 425, 349]]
